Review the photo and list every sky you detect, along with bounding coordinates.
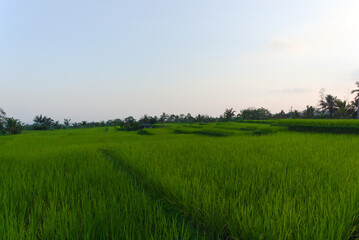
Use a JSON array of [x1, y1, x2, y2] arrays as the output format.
[[1, 0, 359, 123]]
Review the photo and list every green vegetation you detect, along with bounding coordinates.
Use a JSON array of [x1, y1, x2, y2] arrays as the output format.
[[0, 108, 23, 135], [2, 121, 359, 239], [0, 129, 203, 239], [276, 119, 359, 134], [276, 119, 359, 127]]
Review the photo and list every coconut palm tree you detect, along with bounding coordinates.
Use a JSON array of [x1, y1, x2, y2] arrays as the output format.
[[351, 81, 359, 119], [319, 94, 338, 118], [159, 112, 168, 123], [223, 108, 236, 121], [33, 115, 54, 130], [64, 119, 71, 127], [292, 110, 301, 119], [303, 105, 315, 119], [5, 118, 23, 135], [139, 114, 150, 124], [335, 99, 349, 119]]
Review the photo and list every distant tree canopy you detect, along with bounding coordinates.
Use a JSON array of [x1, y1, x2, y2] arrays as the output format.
[[316, 87, 358, 119], [223, 108, 236, 121], [319, 94, 338, 118], [3, 81, 359, 135], [0, 108, 23, 135], [139, 115, 157, 124], [335, 99, 349, 119], [63, 119, 71, 128], [238, 107, 272, 120], [33, 115, 55, 130], [0, 108, 6, 135], [5, 118, 23, 135], [351, 81, 359, 119], [303, 106, 315, 119]]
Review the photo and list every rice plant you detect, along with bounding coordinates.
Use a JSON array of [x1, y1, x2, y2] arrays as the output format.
[[2, 124, 359, 239]]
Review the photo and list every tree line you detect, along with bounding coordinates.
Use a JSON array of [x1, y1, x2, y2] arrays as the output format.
[[1, 82, 359, 135], [0, 108, 23, 135]]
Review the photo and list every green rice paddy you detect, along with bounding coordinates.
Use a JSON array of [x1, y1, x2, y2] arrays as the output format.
[[1, 121, 359, 239]]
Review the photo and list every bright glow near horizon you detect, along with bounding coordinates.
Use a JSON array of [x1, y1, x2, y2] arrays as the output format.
[[1, 0, 359, 123]]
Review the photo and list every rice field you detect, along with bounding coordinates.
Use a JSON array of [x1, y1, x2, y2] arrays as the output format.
[[1, 121, 359, 239], [276, 119, 359, 127], [275, 119, 359, 134]]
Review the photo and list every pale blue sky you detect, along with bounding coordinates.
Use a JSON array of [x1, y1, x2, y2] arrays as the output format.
[[1, 0, 359, 123]]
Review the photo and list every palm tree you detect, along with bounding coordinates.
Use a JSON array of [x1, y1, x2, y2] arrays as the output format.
[[292, 110, 301, 119], [0, 108, 5, 122], [185, 113, 194, 122], [33, 115, 54, 130], [53, 121, 62, 129], [33, 114, 44, 124], [303, 105, 315, 119], [351, 81, 359, 119], [0, 108, 6, 135], [64, 119, 71, 127], [223, 108, 236, 121], [159, 112, 168, 123], [319, 94, 338, 118], [139, 114, 150, 124], [5, 118, 23, 135], [335, 99, 349, 119]]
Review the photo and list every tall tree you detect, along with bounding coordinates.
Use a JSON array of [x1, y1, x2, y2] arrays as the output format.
[[64, 119, 71, 128], [195, 114, 205, 122], [185, 113, 194, 122], [113, 118, 123, 126], [5, 118, 23, 135], [351, 81, 359, 119], [139, 114, 150, 123], [303, 105, 315, 119], [159, 112, 168, 123], [292, 110, 301, 119], [319, 94, 338, 118], [240, 107, 272, 120], [124, 116, 135, 124], [223, 108, 236, 121], [335, 99, 349, 119], [0, 108, 5, 122], [0, 108, 6, 135], [33, 115, 54, 130], [167, 114, 177, 123], [53, 121, 62, 129]]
